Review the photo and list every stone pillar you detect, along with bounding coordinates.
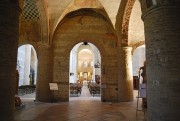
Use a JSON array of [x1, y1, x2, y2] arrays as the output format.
[[36, 45, 53, 102], [0, 1, 20, 121], [118, 47, 133, 102], [140, 1, 180, 121]]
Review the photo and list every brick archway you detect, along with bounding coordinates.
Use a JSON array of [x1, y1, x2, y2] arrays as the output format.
[[115, 0, 136, 46]]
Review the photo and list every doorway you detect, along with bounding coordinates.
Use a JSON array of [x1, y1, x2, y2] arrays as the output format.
[[17, 44, 38, 100], [69, 42, 101, 100], [132, 45, 146, 91]]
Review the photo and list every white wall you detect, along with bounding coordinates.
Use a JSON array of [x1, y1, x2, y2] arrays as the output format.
[[17, 45, 38, 86], [132, 45, 146, 78], [69, 48, 78, 83], [17, 46, 25, 86]]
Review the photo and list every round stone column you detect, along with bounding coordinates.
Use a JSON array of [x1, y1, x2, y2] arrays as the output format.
[[0, 1, 20, 121], [118, 47, 134, 102], [141, 2, 180, 121]]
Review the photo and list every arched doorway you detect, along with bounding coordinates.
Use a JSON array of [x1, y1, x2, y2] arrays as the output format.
[[69, 42, 101, 100], [17, 44, 38, 100], [132, 45, 146, 89]]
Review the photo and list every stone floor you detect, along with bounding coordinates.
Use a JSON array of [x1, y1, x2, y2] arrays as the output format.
[[14, 83, 146, 121]]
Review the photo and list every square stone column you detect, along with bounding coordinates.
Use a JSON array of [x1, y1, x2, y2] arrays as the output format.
[[36, 45, 53, 102]]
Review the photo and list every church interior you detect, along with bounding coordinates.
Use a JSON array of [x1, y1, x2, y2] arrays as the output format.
[[0, 0, 180, 121]]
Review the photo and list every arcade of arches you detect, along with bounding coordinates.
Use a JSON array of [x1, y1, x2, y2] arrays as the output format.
[[0, 0, 180, 121]]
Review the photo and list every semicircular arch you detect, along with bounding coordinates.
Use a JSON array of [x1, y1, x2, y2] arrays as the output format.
[[131, 41, 145, 55], [115, 0, 136, 46], [18, 41, 39, 58], [50, 0, 111, 42]]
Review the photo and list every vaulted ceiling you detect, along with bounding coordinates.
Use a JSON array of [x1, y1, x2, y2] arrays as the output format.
[[45, 0, 120, 26], [20, 0, 145, 47]]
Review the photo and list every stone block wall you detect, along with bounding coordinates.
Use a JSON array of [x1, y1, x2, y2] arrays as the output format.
[[19, 21, 41, 42], [52, 14, 119, 102]]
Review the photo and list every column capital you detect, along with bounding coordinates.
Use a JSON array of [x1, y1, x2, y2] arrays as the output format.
[[120, 47, 132, 55]]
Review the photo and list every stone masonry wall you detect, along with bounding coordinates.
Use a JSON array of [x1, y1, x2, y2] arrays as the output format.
[[52, 15, 119, 102]]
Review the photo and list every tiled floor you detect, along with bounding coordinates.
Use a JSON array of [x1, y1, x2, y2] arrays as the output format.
[[14, 83, 146, 121]]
